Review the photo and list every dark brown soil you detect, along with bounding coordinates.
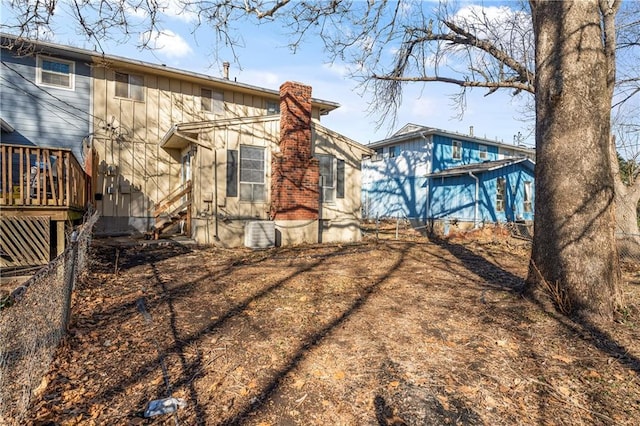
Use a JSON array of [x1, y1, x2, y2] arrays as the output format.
[[24, 226, 640, 425]]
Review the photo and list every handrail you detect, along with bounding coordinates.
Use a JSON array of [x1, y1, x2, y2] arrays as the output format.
[[0, 144, 87, 209], [153, 180, 192, 217]]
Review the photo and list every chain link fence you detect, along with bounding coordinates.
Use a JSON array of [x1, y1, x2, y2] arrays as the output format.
[[0, 211, 98, 425]]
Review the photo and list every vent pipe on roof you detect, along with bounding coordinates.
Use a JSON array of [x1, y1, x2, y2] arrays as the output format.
[[223, 61, 230, 80], [469, 126, 474, 137]]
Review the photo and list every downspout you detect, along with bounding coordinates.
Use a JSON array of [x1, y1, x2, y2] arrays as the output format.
[[468, 171, 479, 229], [214, 149, 219, 240], [421, 131, 431, 223]]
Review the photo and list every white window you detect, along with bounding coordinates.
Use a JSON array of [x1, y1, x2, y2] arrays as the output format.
[[239, 145, 265, 202], [452, 140, 462, 160], [201, 88, 224, 114], [499, 147, 515, 159], [319, 155, 335, 202], [479, 144, 487, 159], [319, 155, 345, 202], [496, 177, 506, 212], [115, 72, 144, 101], [37, 56, 74, 90], [523, 181, 532, 213], [266, 100, 280, 114]]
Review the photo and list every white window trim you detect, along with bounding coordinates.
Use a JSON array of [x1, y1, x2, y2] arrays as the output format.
[[318, 154, 336, 203], [239, 145, 266, 202], [452, 140, 462, 160], [36, 55, 75, 91], [523, 181, 532, 213], [496, 177, 506, 212], [478, 144, 487, 159]]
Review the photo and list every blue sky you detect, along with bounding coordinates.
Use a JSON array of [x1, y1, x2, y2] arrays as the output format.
[[0, 1, 535, 147]]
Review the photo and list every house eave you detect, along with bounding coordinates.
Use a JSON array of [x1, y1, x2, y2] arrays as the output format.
[[426, 158, 535, 178], [1, 32, 341, 115], [1, 117, 15, 133]]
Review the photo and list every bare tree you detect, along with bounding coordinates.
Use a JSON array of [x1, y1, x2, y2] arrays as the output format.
[[3, 0, 638, 319]]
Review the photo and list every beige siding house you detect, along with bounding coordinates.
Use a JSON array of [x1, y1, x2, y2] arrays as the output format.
[[89, 54, 371, 247]]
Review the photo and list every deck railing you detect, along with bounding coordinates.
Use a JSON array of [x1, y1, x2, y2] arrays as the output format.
[[0, 144, 87, 210]]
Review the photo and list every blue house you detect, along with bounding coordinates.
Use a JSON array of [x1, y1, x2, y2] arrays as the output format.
[[1, 35, 92, 266], [362, 124, 535, 229], [1, 35, 92, 163]]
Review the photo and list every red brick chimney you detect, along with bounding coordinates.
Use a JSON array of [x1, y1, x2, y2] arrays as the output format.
[[271, 82, 319, 220]]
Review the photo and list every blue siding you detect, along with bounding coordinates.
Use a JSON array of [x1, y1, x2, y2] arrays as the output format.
[[1, 49, 91, 163], [428, 163, 535, 223], [363, 176, 428, 219], [362, 137, 431, 219], [432, 134, 501, 172]]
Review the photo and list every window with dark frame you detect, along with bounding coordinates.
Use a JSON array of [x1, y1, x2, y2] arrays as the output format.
[[115, 72, 144, 101], [201, 88, 213, 111], [201, 88, 224, 113], [389, 145, 397, 158], [266, 100, 280, 114]]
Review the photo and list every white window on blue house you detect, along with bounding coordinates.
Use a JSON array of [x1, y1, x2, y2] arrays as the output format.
[[37, 56, 74, 90], [239, 145, 266, 202], [479, 144, 487, 159], [523, 181, 532, 212], [452, 140, 462, 160], [389, 145, 398, 158], [373, 148, 383, 162], [496, 178, 506, 212], [115, 72, 144, 101]]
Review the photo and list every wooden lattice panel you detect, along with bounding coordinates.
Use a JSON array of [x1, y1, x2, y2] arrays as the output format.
[[0, 216, 50, 268]]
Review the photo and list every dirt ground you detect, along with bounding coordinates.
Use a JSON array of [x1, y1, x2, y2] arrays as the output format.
[[22, 225, 640, 425]]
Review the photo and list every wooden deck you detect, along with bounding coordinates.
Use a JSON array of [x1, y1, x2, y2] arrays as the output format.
[[0, 144, 88, 221], [1, 144, 89, 269]]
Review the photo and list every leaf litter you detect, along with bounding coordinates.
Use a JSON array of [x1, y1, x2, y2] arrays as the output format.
[[22, 226, 640, 425]]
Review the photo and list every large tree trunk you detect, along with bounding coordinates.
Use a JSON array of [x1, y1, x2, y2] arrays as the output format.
[[527, 0, 623, 320]]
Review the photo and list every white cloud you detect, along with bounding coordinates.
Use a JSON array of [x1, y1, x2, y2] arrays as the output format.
[[158, 0, 198, 23], [141, 30, 193, 59]]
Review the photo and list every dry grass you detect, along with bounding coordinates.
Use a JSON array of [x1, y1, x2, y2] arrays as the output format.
[[19, 228, 640, 426]]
